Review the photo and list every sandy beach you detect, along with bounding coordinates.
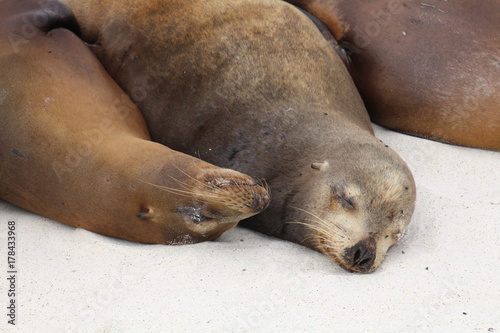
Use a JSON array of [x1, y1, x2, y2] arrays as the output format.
[[0, 124, 498, 333]]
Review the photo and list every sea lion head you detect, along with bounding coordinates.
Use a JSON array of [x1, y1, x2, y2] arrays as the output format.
[[282, 141, 416, 273], [137, 164, 270, 244]]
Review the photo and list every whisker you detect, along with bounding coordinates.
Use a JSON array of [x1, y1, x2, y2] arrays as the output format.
[[290, 206, 347, 233], [286, 220, 325, 246], [297, 217, 344, 233], [170, 165, 219, 191], [167, 177, 197, 192], [137, 179, 222, 200], [155, 185, 223, 200], [316, 237, 345, 251], [287, 220, 347, 266], [288, 221, 345, 239]]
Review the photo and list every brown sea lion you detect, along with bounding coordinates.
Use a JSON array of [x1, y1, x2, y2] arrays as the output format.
[[287, 0, 500, 150], [61, 0, 416, 272], [0, 0, 269, 245]]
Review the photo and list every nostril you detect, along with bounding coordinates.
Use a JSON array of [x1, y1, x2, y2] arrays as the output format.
[[357, 257, 373, 268], [353, 248, 362, 263], [345, 237, 376, 272]]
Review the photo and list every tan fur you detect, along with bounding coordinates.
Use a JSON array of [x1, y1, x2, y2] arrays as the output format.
[[0, 0, 269, 245]]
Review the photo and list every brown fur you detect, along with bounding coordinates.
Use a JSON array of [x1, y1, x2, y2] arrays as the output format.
[[284, 0, 347, 40], [297, 0, 500, 150], [60, 0, 416, 272], [0, 0, 269, 245]]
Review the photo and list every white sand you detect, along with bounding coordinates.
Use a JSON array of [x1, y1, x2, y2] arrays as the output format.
[[0, 124, 499, 333]]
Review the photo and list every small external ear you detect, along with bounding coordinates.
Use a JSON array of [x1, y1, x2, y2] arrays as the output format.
[[136, 207, 154, 220], [136, 212, 154, 219], [330, 185, 355, 210], [311, 161, 329, 171]]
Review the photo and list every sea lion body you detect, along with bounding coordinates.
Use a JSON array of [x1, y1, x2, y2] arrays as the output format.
[[0, 0, 269, 245], [62, 0, 416, 272], [290, 0, 500, 150]]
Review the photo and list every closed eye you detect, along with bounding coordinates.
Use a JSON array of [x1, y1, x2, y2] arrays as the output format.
[[330, 185, 355, 210], [338, 194, 355, 209]]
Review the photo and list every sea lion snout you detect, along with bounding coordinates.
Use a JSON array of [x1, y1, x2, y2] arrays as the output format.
[[246, 191, 270, 212], [187, 168, 270, 222], [343, 237, 377, 273], [205, 176, 271, 212]]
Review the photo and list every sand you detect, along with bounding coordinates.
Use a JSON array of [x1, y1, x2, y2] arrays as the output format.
[[0, 124, 499, 333]]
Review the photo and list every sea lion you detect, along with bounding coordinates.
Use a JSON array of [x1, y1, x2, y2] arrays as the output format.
[[287, 0, 500, 150], [0, 0, 269, 245], [61, 0, 416, 272]]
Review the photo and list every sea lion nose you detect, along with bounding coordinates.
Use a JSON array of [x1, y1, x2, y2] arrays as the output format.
[[248, 192, 270, 212], [345, 237, 376, 273]]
